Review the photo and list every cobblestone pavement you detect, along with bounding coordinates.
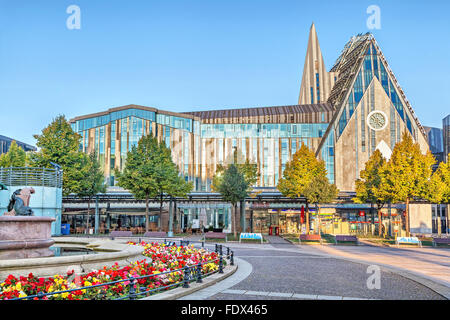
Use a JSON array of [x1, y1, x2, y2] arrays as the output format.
[[296, 243, 450, 287], [185, 237, 447, 300]]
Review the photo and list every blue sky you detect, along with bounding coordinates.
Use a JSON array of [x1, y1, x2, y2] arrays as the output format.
[[1, 0, 449, 145]]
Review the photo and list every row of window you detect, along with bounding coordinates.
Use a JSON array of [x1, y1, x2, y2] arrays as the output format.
[[201, 123, 329, 139], [72, 108, 197, 133]]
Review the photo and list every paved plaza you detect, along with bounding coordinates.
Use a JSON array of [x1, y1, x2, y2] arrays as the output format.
[[181, 236, 449, 300]]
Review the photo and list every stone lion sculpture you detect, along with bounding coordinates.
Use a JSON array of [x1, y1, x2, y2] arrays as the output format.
[[5, 187, 35, 216]]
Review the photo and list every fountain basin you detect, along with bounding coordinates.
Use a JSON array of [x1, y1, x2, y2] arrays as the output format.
[[0, 216, 55, 260]]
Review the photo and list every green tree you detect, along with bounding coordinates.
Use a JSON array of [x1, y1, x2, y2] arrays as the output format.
[[426, 158, 450, 204], [303, 174, 338, 235], [0, 141, 27, 167], [425, 158, 450, 236], [378, 131, 435, 236], [212, 149, 258, 193], [211, 148, 258, 233], [215, 164, 249, 238], [30, 115, 85, 196], [277, 143, 327, 234], [354, 150, 390, 236], [116, 135, 192, 232], [77, 152, 106, 233]]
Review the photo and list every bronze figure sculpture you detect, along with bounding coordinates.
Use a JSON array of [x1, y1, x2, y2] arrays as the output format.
[[5, 187, 35, 216]]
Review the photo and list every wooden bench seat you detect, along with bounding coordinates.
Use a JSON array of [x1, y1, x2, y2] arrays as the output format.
[[110, 230, 133, 237], [143, 231, 167, 238], [334, 235, 358, 244], [204, 232, 227, 241], [432, 237, 450, 247], [299, 234, 322, 244]]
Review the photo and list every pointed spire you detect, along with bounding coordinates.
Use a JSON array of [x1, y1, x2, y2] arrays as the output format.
[[298, 23, 335, 105]]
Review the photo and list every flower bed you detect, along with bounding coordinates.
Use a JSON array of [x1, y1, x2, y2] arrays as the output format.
[[0, 242, 220, 300]]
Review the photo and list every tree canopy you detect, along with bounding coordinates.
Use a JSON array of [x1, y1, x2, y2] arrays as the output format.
[[215, 164, 249, 237], [354, 149, 387, 205], [116, 135, 192, 231], [426, 157, 450, 204], [0, 141, 27, 167], [277, 143, 327, 198], [30, 115, 90, 196], [376, 131, 435, 235], [211, 148, 258, 193]]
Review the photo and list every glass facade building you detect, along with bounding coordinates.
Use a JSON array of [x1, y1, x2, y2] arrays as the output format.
[[70, 104, 335, 190], [0, 135, 36, 155], [424, 126, 444, 165], [444, 115, 450, 163]]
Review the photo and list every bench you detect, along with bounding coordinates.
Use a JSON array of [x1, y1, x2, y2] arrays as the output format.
[[335, 235, 358, 245], [395, 236, 422, 247], [110, 231, 133, 238], [432, 237, 450, 247], [204, 232, 227, 241], [299, 234, 322, 245], [143, 231, 167, 238]]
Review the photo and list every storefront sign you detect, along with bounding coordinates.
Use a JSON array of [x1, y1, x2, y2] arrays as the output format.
[[239, 233, 263, 243]]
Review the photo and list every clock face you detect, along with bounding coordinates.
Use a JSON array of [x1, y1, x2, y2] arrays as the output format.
[[367, 110, 387, 131]]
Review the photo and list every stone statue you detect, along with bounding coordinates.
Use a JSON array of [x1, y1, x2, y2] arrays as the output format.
[[5, 187, 35, 216]]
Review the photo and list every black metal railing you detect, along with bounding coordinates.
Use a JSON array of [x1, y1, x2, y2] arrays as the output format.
[[5, 240, 234, 301]]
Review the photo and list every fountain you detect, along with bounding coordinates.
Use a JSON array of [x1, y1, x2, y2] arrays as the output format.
[[0, 187, 55, 259], [0, 169, 144, 280]]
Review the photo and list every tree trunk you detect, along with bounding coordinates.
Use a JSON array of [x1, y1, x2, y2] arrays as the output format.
[[370, 203, 374, 235], [86, 197, 91, 235], [405, 197, 410, 236], [305, 202, 310, 235], [233, 204, 237, 239], [159, 194, 163, 232], [145, 194, 149, 232], [316, 204, 321, 235], [378, 204, 382, 237], [168, 196, 174, 236]]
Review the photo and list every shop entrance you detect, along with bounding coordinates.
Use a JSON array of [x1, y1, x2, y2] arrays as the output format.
[[251, 208, 304, 235]]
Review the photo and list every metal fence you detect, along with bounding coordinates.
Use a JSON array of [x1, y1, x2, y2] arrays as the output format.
[[6, 240, 234, 300], [0, 167, 62, 188]]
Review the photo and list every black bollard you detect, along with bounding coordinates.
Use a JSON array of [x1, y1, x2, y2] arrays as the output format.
[[183, 267, 190, 288], [196, 263, 203, 283], [219, 255, 224, 273], [128, 277, 136, 300], [230, 251, 234, 266]]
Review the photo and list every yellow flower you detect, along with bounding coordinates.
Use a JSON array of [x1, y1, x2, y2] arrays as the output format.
[[61, 292, 69, 299], [16, 282, 22, 291], [18, 291, 27, 298]]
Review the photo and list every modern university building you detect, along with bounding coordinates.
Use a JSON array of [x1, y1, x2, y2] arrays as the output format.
[[66, 24, 445, 236]]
